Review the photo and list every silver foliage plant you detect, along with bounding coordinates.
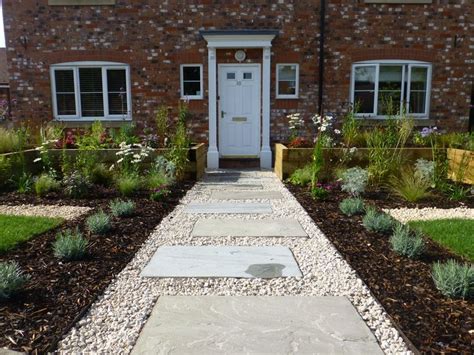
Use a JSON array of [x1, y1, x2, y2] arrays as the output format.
[[432, 260, 474, 299], [390, 223, 425, 259], [414, 158, 435, 186], [0, 261, 30, 299], [340, 167, 368, 197]]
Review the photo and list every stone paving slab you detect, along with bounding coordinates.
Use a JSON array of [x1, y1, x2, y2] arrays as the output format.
[[203, 176, 275, 184], [191, 218, 308, 237], [210, 190, 283, 200], [198, 183, 263, 190], [140, 246, 302, 278], [131, 296, 383, 355], [185, 202, 273, 214]]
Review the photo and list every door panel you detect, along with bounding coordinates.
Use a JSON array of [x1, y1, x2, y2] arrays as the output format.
[[218, 65, 261, 157]]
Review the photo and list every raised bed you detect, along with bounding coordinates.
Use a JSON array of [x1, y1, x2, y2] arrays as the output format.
[[1, 143, 207, 180], [274, 143, 435, 180], [447, 148, 474, 185]]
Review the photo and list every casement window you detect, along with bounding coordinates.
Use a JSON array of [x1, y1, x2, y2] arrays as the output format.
[[51, 62, 131, 120], [180, 64, 203, 100], [276, 64, 299, 99], [351, 61, 431, 118]]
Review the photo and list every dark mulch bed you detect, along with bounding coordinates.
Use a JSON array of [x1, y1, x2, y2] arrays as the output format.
[[288, 184, 473, 353], [0, 182, 193, 353]]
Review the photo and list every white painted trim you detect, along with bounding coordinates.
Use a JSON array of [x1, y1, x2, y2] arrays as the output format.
[[350, 60, 432, 119], [261, 47, 272, 169], [202, 34, 276, 49], [180, 64, 203, 100], [276, 63, 299, 99], [207, 47, 219, 169], [50, 62, 132, 121]]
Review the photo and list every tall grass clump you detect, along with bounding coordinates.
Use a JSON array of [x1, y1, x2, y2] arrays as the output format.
[[362, 207, 394, 234], [0, 128, 21, 153], [116, 174, 141, 196], [388, 168, 431, 202], [0, 261, 30, 300], [432, 260, 474, 299], [53, 229, 88, 261], [34, 173, 60, 197], [86, 210, 111, 234], [390, 223, 425, 259]]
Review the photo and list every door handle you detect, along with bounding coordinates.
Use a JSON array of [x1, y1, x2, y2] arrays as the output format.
[[221, 110, 226, 118]]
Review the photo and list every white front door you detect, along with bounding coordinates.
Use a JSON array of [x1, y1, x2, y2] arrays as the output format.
[[218, 64, 261, 157]]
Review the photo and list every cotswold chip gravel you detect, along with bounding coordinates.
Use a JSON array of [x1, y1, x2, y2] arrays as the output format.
[[385, 207, 474, 223], [58, 171, 411, 354], [0, 204, 92, 220]]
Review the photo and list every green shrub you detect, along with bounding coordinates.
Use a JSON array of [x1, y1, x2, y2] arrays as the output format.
[[116, 174, 141, 196], [34, 173, 60, 197], [53, 229, 88, 261], [146, 171, 169, 190], [150, 186, 170, 201], [339, 197, 365, 216], [63, 171, 91, 198], [389, 168, 431, 202], [432, 260, 474, 299], [0, 156, 11, 190], [0, 261, 30, 300], [109, 199, 135, 217], [0, 127, 21, 153], [86, 210, 111, 234], [362, 207, 394, 234], [288, 164, 312, 186], [90, 163, 114, 186], [17, 172, 33, 193], [340, 167, 368, 196], [390, 223, 425, 259], [311, 186, 329, 200]]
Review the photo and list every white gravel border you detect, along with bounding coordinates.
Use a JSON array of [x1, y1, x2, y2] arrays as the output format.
[[0, 204, 92, 220], [58, 171, 411, 354], [384, 207, 474, 223]]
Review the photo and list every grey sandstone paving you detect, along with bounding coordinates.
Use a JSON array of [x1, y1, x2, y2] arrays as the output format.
[[198, 183, 263, 190], [140, 246, 302, 278], [192, 218, 308, 237], [210, 189, 283, 200], [185, 202, 273, 214], [132, 296, 383, 355]]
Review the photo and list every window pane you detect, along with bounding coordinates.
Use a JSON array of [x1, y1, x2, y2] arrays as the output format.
[[183, 66, 200, 81], [183, 81, 201, 96], [56, 94, 76, 115], [379, 66, 402, 91], [227, 72, 236, 80], [107, 69, 126, 92], [409, 91, 426, 114], [354, 66, 375, 91], [55, 70, 75, 92], [81, 93, 104, 117], [108, 94, 128, 115], [278, 65, 296, 81], [79, 68, 103, 92], [378, 91, 402, 116], [278, 81, 296, 95], [243, 72, 252, 80], [354, 91, 374, 114], [410, 67, 428, 91]]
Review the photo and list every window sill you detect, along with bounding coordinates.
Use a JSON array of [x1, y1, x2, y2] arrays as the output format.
[[52, 119, 132, 128], [276, 96, 299, 100], [181, 96, 203, 101]]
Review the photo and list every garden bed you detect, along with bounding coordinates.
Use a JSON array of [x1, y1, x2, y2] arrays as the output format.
[[0, 181, 193, 353], [288, 184, 473, 353]]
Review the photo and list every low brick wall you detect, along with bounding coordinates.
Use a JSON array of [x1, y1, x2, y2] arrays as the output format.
[[274, 143, 436, 181], [1, 143, 207, 181]]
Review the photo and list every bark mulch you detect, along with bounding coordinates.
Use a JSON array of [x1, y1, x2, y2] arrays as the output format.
[[287, 184, 473, 354], [0, 182, 193, 353]]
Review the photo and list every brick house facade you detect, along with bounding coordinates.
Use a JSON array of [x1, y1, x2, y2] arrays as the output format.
[[3, 0, 473, 168]]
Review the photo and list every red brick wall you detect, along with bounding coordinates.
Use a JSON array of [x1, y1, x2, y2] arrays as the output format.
[[3, 0, 473, 144]]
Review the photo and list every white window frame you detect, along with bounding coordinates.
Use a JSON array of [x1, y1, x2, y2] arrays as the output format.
[[350, 60, 432, 119], [50, 61, 132, 121], [276, 63, 299, 99], [180, 64, 203, 100]]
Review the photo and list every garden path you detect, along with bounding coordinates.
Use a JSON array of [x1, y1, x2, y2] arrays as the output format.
[[58, 170, 410, 354]]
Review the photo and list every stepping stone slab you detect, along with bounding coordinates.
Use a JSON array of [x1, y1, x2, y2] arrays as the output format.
[[211, 190, 283, 200], [140, 246, 302, 278], [185, 202, 272, 214], [192, 218, 308, 237], [199, 183, 263, 190], [131, 296, 383, 355]]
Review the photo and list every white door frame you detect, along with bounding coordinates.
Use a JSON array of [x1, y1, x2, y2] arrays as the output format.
[[201, 31, 277, 169], [218, 63, 261, 157]]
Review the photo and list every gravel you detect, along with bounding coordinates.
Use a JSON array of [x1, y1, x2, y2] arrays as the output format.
[[384, 207, 474, 223], [58, 171, 412, 354], [0, 204, 92, 220]]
